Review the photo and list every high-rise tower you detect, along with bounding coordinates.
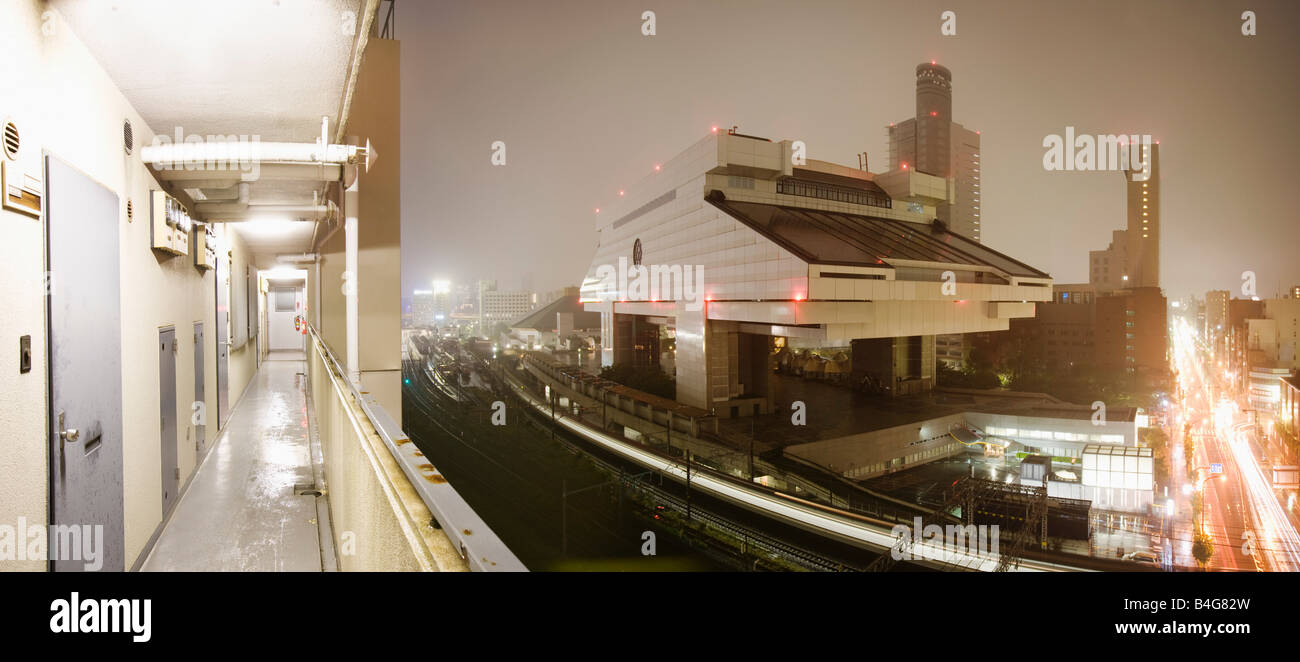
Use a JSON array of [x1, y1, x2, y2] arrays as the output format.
[[887, 63, 981, 241], [1125, 142, 1159, 289], [1090, 141, 1159, 292]]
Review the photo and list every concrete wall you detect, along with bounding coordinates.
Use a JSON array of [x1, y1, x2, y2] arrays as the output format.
[[319, 228, 347, 365], [663, 304, 703, 409], [226, 229, 259, 413], [316, 37, 402, 424], [0, 2, 257, 570], [0, 0, 52, 571], [352, 38, 402, 422], [307, 331, 465, 571]]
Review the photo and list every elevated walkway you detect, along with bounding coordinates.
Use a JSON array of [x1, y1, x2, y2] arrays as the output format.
[[142, 351, 325, 571], [138, 329, 525, 572]]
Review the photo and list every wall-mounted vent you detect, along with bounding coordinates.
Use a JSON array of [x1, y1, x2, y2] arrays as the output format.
[[123, 119, 134, 156], [127, 198, 134, 222], [2, 121, 19, 160]]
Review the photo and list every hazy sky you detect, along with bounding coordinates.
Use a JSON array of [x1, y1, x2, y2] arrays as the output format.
[[401, 0, 1300, 302]]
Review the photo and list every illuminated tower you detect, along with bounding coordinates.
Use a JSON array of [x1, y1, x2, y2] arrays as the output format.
[[1124, 142, 1159, 289]]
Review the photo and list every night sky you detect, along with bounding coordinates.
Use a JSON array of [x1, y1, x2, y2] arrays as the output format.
[[400, 0, 1300, 301]]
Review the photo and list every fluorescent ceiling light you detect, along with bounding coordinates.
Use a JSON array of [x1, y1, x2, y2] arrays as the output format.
[[260, 267, 307, 281]]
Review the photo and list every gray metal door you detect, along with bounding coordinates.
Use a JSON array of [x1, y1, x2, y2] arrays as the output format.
[[45, 154, 124, 571], [193, 322, 205, 453], [215, 249, 230, 428], [159, 327, 178, 513]]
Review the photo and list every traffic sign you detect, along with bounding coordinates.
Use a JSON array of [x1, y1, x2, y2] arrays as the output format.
[[1209, 463, 1223, 475]]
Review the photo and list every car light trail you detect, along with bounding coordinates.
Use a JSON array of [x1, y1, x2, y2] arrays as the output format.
[[1227, 422, 1300, 571]]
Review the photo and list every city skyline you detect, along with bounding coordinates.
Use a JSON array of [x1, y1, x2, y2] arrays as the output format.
[[8, 0, 1300, 635], [400, 0, 1300, 301]]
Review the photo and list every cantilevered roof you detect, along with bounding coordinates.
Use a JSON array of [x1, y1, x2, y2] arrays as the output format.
[[511, 295, 602, 332], [706, 192, 1049, 278]]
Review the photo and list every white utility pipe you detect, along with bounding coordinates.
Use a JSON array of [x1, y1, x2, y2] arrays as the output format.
[[141, 141, 367, 168], [151, 163, 344, 185], [199, 200, 339, 223], [314, 259, 322, 331], [277, 253, 319, 264], [196, 202, 331, 216], [202, 207, 334, 222], [344, 177, 360, 383]]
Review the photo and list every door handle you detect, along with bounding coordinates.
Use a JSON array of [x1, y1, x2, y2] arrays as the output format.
[[57, 410, 79, 466]]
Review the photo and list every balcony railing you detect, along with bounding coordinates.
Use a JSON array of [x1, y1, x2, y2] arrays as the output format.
[[307, 325, 525, 571]]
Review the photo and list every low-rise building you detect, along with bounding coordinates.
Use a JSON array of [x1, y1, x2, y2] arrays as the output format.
[[1095, 286, 1168, 387], [481, 290, 533, 336], [510, 288, 601, 349], [1279, 374, 1300, 445]]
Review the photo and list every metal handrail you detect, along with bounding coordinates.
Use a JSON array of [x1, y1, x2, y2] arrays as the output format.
[[308, 325, 526, 572]]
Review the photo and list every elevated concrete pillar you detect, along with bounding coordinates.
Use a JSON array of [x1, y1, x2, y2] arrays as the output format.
[[674, 305, 709, 410], [851, 335, 936, 396]]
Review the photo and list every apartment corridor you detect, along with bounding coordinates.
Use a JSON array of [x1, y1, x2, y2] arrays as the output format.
[[141, 350, 334, 571]]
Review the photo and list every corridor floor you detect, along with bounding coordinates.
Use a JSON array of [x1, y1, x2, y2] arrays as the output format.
[[141, 351, 326, 571]]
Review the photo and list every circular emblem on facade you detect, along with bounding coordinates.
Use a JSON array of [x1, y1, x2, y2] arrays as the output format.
[[632, 238, 643, 266]]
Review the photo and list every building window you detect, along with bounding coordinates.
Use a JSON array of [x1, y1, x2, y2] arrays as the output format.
[[727, 175, 755, 190], [777, 179, 891, 209]]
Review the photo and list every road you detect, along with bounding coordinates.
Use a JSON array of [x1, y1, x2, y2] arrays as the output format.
[[1170, 317, 1300, 571]]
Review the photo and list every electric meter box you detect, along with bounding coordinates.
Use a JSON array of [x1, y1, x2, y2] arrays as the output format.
[[172, 202, 191, 256], [193, 222, 217, 270], [151, 190, 192, 256]]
